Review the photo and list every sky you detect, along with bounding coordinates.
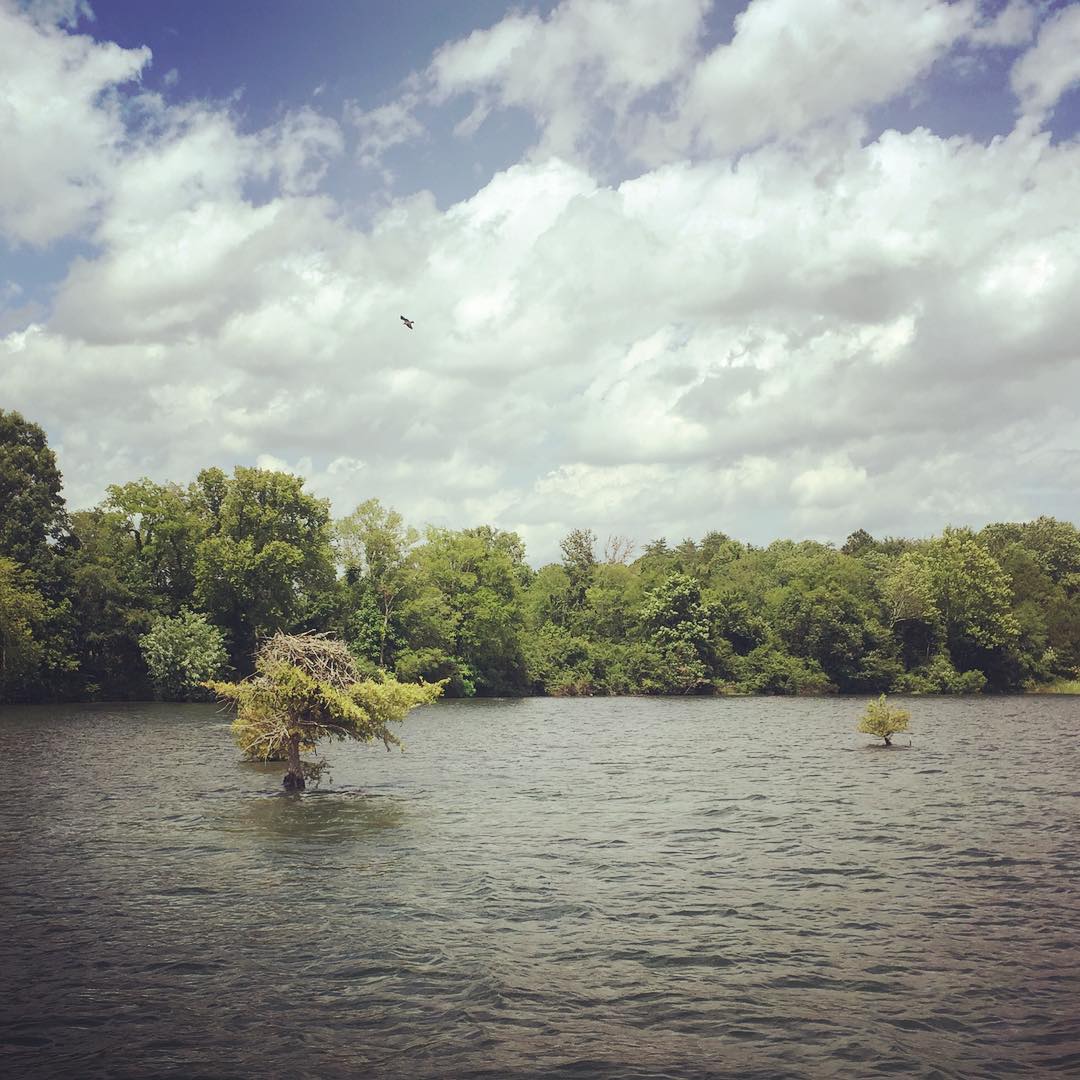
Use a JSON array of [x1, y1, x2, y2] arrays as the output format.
[[2, 0, 1079, 565]]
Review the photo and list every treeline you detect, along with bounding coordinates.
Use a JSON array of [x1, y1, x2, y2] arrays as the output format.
[[2, 409, 1079, 703]]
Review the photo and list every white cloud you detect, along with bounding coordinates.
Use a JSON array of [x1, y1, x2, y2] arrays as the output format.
[[19, 0, 92, 27], [346, 95, 425, 174], [260, 107, 344, 195], [2, 2, 1080, 565], [643, 0, 975, 162], [429, 0, 709, 161], [1011, 3, 1080, 125], [344, 0, 1046, 176], [0, 1, 149, 245], [348, 0, 709, 171], [969, 0, 1037, 47], [791, 454, 869, 509]]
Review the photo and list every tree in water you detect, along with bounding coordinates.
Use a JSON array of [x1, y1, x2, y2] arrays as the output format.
[[857, 694, 911, 747], [206, 632, 443, 790]]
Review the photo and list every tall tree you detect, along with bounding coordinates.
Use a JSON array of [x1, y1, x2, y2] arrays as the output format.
[[335, 499, 419, 669], [560, 527, 597, 609], [65, 507, 156, 698], [0, 409, 70, 583], [885, 529, 1019, 687], [401, 525, 530, 695], [193, 467, 337, 671], [0, 411, 75, 697], [925, 528, 1019, 679], [105, 479, 204, 615], [639, 571, 716, 692], [0, 558, 52, 700]]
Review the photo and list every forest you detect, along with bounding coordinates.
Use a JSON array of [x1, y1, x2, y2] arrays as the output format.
[[2, 408, 1078, 703]]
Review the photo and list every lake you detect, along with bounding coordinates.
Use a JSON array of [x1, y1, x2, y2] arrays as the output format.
[[1, 695, 1078, 1078]]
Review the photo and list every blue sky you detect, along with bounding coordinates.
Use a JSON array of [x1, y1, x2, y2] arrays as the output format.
[[74, 1, 1080, 203], [2, 0, 1079, 562]]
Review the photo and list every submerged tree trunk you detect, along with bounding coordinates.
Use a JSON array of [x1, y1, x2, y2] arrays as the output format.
[[283, 733, 305, 790]]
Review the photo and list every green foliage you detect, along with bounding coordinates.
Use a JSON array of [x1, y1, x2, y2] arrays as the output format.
[[638, 572, 717, 693], [403, 525, 530, 695], [914, 528, 1018, 662], [857, 694, 911, 745], [0, 409, 70, 584], [140, 608, 228, 700], [193, 466, 337, 670], [1029, 677, 1080, 694], [891, 653, 986, 694], [394, 646, 475, 697], [0, 561, 77, 703], [6, 411, 1080, 702], [0, 557, 48, 699], [335, 498, 419, 668], [579, 563, 642, 640], [523, 564, 573, 631], [842, 529, 876, 557], [639, 638, 711, 695], [65, 507, 155, 699], [734, 644, 834, 695], [882, 529, 1025, 689], [560, 527, 597, 609], [106, 479, 203, 614], [206, 633, 443, 781]]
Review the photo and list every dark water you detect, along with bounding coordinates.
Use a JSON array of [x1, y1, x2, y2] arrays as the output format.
[[1, 696, 1078, 1079]]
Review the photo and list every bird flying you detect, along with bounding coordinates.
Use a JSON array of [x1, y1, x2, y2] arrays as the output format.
[[400, 315, 414, 330]]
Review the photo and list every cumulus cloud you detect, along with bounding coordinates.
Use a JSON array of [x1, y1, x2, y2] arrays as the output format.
[[0, 1, 149, 245], [353, 0, 1046, 175], [2, 1, 1079, 563]]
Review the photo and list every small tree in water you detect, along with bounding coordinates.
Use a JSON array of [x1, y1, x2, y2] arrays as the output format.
[[857, 693, 911, 746], [206, 632, 442, 790]]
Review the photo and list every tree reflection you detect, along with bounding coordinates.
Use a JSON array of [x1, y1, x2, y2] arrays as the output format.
[[235, 790, 407, 841]]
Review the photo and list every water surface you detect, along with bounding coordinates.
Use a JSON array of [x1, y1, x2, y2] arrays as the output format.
[[1, 696, 1078, 1078]]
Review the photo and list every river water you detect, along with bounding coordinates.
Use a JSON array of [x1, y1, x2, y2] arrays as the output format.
[[1, 695, 1078, 1078]]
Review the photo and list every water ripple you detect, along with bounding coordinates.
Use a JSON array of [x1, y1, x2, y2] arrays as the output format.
[[1, 695, 1078, 1078]]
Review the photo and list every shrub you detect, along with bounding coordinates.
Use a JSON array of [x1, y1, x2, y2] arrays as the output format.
[[892, 653, 985, 694], [735, 645, 834, 695], [857, 694, 911, 746], [140, 608, 228, 701]]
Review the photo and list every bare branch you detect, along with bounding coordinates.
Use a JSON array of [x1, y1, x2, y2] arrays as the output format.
[[603, 534, 636, 565]]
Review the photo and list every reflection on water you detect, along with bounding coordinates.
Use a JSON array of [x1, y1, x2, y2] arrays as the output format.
[[1, 695, 1078, 1079], [230, 790, 408, 840]]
